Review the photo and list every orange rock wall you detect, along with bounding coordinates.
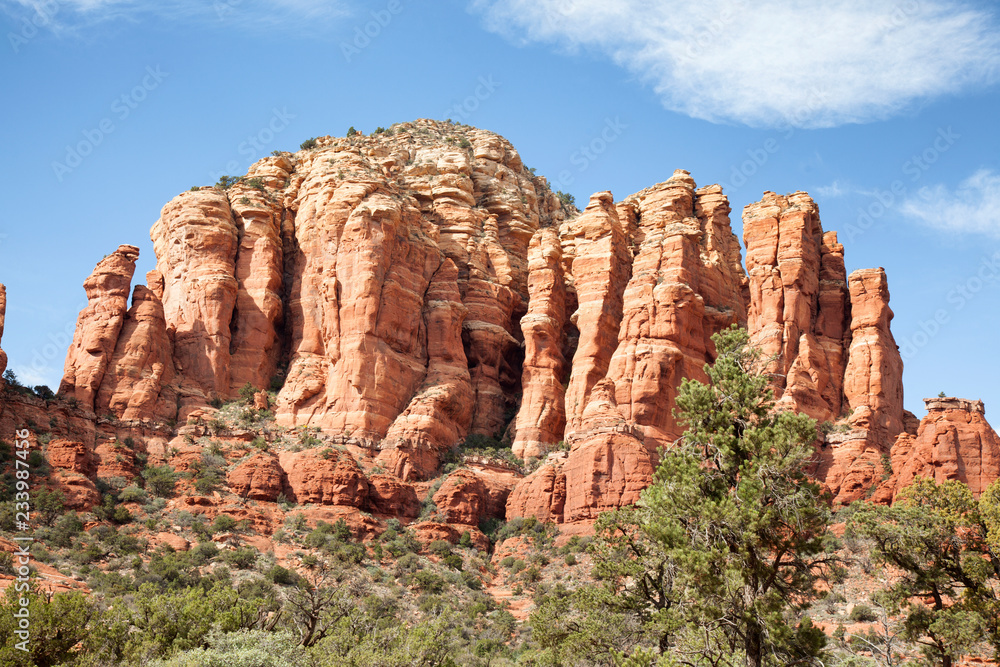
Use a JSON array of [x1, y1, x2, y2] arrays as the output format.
[[880, 398, 1000, 500], [40, 124, 998, 531]]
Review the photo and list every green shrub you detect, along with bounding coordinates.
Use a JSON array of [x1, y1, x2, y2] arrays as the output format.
[[395, 552, 421, 575], [142, 465, 177, 498], [848, 604, 878, 622], [216, 175, 240, 189], [412, 570, 446, 593], [266, 564, 298, 585], [33, 385, 55, 400], [428, 540, 452, 557], [191, 541, 219, 564], [114, 534, 142, 555], [220, 546, 258, 569], [212, 515, 238, 533], [300, 138, 318, 150], [564, 553, 577, 566], [443, 553, 463, 571]]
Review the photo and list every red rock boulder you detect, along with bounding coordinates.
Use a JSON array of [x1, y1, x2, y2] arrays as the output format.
[[279, 449, 369, 506]]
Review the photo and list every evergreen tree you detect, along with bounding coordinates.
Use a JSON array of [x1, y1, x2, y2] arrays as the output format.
[[531, 326, 831, 666], [848, 478, 1000, 666]]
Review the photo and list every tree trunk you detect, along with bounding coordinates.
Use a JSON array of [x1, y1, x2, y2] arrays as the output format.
[[746, 625, 763, 667]]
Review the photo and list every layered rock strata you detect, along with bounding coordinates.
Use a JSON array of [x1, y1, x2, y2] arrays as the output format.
[[512, 228, 568, 460], [59, 245, 140, 409], [509, 172, 750, 523], [46, 124, 999, 531], [0, 283, 6, 380], [879, 398, 1000, 500], [743, 193, 848, 422]]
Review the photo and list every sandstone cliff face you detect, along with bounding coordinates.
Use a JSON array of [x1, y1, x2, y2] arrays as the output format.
[[278, 448, 370, 506], [94, 277, 176, 421], [509, 173, 749, 523], [0, 283, 7, 380], [743, 193, 848, 423], [561, 192, 631, 434], [512, 227, 568, 461], [227, 168, 290, 397], [607, 175, 747, 450], [740, 195, 910, 505], [805, 268, 907, 505], [151, 190, 240, 415], [228, 453, 286, 501], [59, 245, 140, 409], [843, 268, 905, 443], [59, 122, 566, 484], [47, 123, 999, 533], [879, 398, 1000, 500]]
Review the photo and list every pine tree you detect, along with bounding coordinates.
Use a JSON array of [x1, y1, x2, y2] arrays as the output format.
[[848, 478, 1000, 666], [640, 325, 830, 666], [531, 326, 832, 666]]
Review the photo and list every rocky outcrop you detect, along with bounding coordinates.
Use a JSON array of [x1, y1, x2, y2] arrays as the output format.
[[44, 122, 998, 532], [879, 398, 1000, 500], [804, 268, 907, 505], [94, 276, 176, 421], [513, 228, 568, 460], [740, 194, 909, 505], [607, 175, 747, 450], [151, 190, 239, 413], [46, 439, 97, 477], [508, 378, 655, 523], [278, 449, 369, 506], [59, 245, 140, 409], [0, 283, 7, 380], [743, 192, 848, 423], [227, 169, 289, 396], [562, 192, 631, 433], [843, 268, 905, 443], [50, 471, 100, 511], [270, 123, 561, 477], [366, 474, 420, 518], [507, 173, 750, 524], [505, 456, 567, 523], [228, 453, 286, 501], [375, 258, 474, 480], [431, 468, 514, 526], [94, 440, 137, 481]]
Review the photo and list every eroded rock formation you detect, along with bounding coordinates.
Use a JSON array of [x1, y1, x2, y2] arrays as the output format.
[[743, 193, 848, 423], [513, 228, 568, 460], [59, 245, 140, 409], [0, 283, 7, 380], [43, 123, 998, 533], [879, 398, 1000, 500], [94, 276, 176, 421], [151, 190, 239, 414]]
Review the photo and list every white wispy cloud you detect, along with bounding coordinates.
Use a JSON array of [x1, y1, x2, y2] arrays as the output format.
[[2, 0, 351, 33], [814, 180, 847, 198], [10, 364, 55, 388], [902, 169, 1000, 237], [469, 0, 1000, 128]]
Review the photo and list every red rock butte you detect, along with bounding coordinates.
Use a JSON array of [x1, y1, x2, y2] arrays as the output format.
[[3, 121, 997, 536]]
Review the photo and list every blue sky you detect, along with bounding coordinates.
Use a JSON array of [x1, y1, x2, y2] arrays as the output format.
[[1, 0, 998, 421]]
